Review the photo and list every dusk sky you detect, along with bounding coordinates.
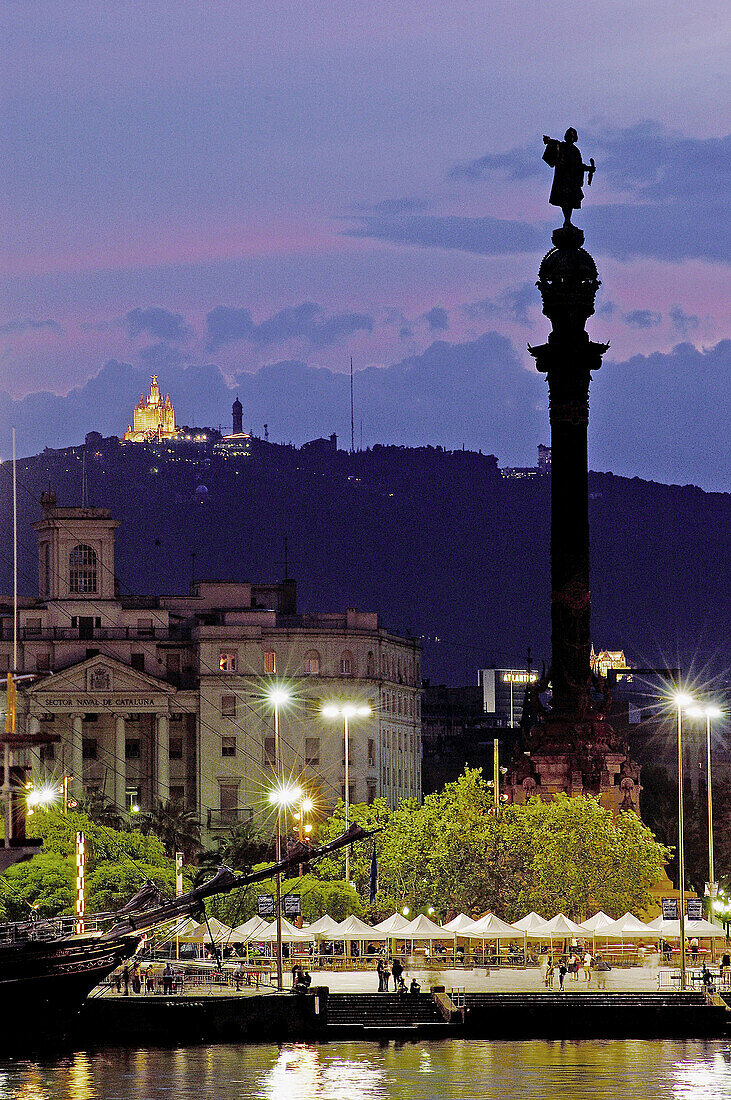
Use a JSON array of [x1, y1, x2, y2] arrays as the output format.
[[1, 2, 729, 489]]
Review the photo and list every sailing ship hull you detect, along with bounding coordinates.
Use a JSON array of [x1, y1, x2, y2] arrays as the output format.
[[0, 934, 139, 1045]]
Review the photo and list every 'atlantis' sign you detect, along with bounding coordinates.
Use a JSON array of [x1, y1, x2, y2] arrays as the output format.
[[39, 695, 161, 711]]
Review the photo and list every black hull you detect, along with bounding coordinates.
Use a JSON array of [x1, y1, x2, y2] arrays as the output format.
[[0, 935, 138, 1046]]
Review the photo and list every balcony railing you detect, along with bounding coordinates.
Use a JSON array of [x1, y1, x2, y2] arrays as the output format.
[[207, 807, 254, 830], [10, 626, 192, 642]]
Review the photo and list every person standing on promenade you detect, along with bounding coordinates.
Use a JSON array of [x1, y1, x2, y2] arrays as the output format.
[[558, 959, 567, 990], [391, 957, 403, 991], [583, 950, 593, 984]]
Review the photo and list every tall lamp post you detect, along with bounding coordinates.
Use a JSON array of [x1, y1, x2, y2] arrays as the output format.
[[322, 703, 371, 886], [687, 702, 722, 959], [265, 684, 293, 992], [674, 691, 693, 991], [268, 781, 301, 991]]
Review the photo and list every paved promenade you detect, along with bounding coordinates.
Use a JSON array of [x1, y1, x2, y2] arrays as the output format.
[[303, 963, 665, 994]]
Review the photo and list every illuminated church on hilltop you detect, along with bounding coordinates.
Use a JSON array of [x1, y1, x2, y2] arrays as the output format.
[[123, 376, 177, 442]]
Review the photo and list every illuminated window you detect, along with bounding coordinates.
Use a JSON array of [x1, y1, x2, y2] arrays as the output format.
[[219, 651, 238, 673], [221, 735, 236, 758], [264, 650, 276, 674], [69, 544, 98, 594], [221, 694, 236, 717], [303, 650, 320, 675]]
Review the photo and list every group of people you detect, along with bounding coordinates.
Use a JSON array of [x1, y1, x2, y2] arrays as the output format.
[[115, 961, 177, 996], [290, 964, 313, 993], [376, 957, 420, 996], [538, 950, 611, 990]]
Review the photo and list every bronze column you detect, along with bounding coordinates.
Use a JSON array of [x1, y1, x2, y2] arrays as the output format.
[[529, 225, 608, 720]]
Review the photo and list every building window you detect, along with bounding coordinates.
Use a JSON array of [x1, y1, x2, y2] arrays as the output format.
[[136, 617, 153, 637], [125, 739, 141, 759], [368, 738, 376, 768], [367, 782, 377, 805], [264, 650, 276, 674], [221, 735, 236, 758], [221, 694, 237, 718], [36, 653, 51, 672], [366, 651, 375, 677], [82, 738, 97, 760], [219, 651, 238, 673], [264, 736, 276, 766], [69, 544, 97, 594], [170, 784, 185, 805], [130, 652, 145, 672], [340, 650, 353, 676], [169, 737, 183, 760], [40, 743, 55, 762], [303, 650, 320, 675], [305, 737, 320, 766], [0, 654, 9, 672], [166, 652, 181, 679], [40, 542, 50, 597], [25, 618, 42, 636], [219, 782, 239, 825]]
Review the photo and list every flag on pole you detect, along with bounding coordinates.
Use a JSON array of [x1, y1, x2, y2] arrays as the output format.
[[369, 843, 378, 904], [5, 673, 16, 734]]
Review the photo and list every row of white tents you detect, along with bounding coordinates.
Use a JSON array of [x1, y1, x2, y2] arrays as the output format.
[[172, 910, 726, 947]]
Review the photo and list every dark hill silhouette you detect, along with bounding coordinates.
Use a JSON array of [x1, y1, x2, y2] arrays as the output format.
[[1, 436, 728, 684]]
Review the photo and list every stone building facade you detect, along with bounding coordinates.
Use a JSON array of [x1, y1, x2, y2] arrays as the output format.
[[1, 495, 421, 837]]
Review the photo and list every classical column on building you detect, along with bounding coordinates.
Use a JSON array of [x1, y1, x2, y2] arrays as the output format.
[[507, 218, 641, 815], [114, 713, 127, 811], [71, 715, 84, 799], [26, 716, 42, 777], [155, 713, 170, 805]]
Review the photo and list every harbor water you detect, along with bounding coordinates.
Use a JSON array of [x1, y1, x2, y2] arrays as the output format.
[[1, 1039, 730, 1099]]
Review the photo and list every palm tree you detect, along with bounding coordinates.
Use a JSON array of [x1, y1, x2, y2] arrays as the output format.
[[141, 800, 202, 862]]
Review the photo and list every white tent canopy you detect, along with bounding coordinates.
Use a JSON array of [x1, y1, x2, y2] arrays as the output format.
[[442, 914, 480, 935], [374, 913, 414, 936], [542, 914, 585, 939], [230, 915, 272, 942], [257, 917, 312, 943], [468, 913, 525, 939], [405, 914, 454, 940], [176, 916, 236, 944], [600, 913, 662, 939], [580, 911, 615, 934], [304, 915, 343, 938], [512, 912, 552, 938], [332, 915, 385, 941], [647, 917, 727, 940]]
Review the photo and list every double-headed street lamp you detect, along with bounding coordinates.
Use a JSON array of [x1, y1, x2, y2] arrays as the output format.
[[322, 703, 371, 886]]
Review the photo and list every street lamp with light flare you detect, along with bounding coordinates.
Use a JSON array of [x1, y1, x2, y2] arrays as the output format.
[[322, 702, 372, 885], [686, 702, 722, 953], [673, 690, 693, 991], [267, 779, 302, 991]]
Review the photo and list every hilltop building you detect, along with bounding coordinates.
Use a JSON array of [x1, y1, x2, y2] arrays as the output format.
[[123, 376, 176, 442], [1, 495, 421, 837], [216, 397, 252, 458]]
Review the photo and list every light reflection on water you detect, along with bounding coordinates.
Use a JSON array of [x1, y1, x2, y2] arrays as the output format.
[[0, 1040, 730, 1100]]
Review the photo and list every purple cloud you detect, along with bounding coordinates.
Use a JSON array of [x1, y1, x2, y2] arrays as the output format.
[[124, 307, 190, 344], [0, 318, 62, 336], [623, 309, 662, 328], [424, 307, 449, 331], [206, 302, 373, 351]]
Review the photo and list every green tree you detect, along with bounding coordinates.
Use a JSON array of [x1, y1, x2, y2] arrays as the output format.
[[0, 852, 75, 920], [314, 797, 391, 892]]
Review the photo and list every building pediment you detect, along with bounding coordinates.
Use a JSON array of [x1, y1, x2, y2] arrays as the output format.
[[24, 653, 176, 713]]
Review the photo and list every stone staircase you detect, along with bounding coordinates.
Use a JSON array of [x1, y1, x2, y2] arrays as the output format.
[[325, 993, 452, 1037], [462, 991, 727, 1038]]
